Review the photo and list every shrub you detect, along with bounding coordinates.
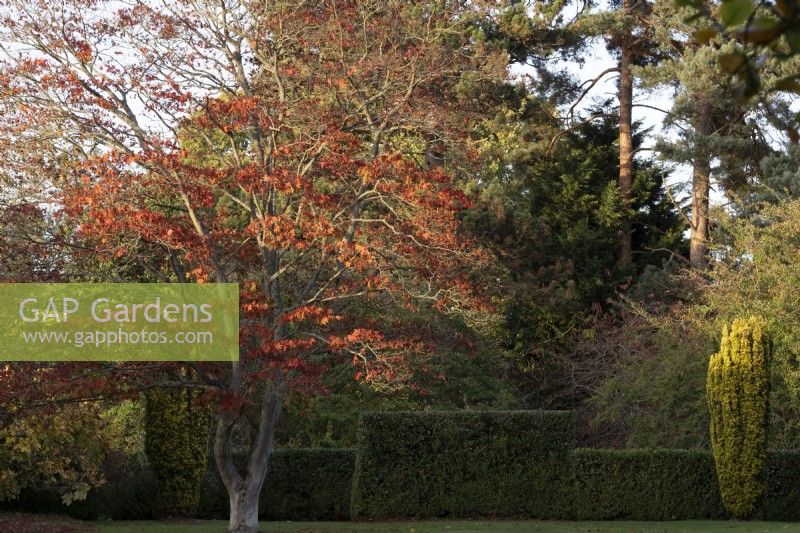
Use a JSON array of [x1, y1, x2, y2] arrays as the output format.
[[572, 449, 725, 519], [144, 387, 212, 516], [760, 450, 800, 520], [0, 404, 109, 504], [707, 317, 772, 518], [198, 448, 356, 520], [0, 453, 159, 520], [580, 279, 717, 449], [708, 201, 800, 447], [350, 410, 575, 519]]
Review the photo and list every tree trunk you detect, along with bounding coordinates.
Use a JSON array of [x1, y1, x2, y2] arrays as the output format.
[[690, 101, 712, 269], [690, 156, 711, 269], [618, 9, 634, 268], [215, 376, 285, 533], [228, 486, 261, 533]]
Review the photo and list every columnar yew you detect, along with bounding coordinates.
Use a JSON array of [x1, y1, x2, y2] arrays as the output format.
[[145, 387, 212, 517], [0, 1, 506, 531], [707, 317, 772, 519]]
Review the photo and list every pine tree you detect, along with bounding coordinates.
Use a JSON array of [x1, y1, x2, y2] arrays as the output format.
[[638, 0, 777, 268], [574, 0, 661, 267]]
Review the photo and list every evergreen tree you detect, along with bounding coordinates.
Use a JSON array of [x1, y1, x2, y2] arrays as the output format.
[[575, 0, 662, 266], [466, 109, 685, 362], [707, 317, 772, 519], [639, 0, 775, 268], [145, 387, 212, 517]]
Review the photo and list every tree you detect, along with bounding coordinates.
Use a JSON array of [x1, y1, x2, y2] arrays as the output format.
[[467, 108, 685, 365], [638, 0, 777, 269], [0, 204, 64, 281], [618, 0, 637, 267], [144, 387, 212, 517], [0, 1, 506, 530], [679, 0, 800, 128], [707, 316, 772, 519], [576, 0, 660, 266], [475, 0, 585, 87]]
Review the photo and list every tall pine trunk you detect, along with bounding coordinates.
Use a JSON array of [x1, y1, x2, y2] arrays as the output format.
[[690, 101, 712, 269], [618, 6, 634, 268]]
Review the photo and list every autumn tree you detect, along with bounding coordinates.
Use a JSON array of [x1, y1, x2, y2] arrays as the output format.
[[0, 0, 506, 531]]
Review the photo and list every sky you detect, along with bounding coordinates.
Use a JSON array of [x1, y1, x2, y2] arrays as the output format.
[[553, 39, 705, 205]]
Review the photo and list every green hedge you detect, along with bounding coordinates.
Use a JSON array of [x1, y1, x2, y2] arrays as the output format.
[[0, 448, 355, 521], [5, 411, 800, 522], [573, 449, 726, 520], [760, 450, 800, 521], [198, 448, 356, 520], [351, 410, 575, 519], [573, 448, 800, 521]]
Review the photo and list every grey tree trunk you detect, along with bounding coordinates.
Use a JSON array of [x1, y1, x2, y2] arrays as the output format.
[[228, 486, 261, 533], [215, 375, 285, 533]]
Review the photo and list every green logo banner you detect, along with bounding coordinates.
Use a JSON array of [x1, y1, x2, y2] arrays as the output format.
[[0, 283, 239, 361]]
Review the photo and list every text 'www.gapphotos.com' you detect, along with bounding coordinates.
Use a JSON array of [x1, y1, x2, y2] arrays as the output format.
[[21, 329, 214, 348]]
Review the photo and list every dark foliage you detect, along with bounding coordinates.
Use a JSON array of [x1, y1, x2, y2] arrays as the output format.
[[351, 410, 575, 519]]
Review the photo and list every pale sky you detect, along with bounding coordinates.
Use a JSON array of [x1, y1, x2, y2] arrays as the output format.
[[550, 38, 717, 207]]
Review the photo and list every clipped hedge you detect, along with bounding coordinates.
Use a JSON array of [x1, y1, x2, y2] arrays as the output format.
[[5, 410, 800, 523], [351, 410, 575, 519], [0, 448, 355, 521], [573, 449, 726, 520], [760, 450, 800, 521], [198, 448, 356, 520], [573, 448, 800, 521]]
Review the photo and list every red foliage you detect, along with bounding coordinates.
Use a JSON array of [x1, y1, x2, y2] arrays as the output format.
[[0, 0, 507, 483]]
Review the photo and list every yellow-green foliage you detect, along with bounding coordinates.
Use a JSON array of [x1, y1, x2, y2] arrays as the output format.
[[0, 404, 109, 505], [707, 317, 772, 519], [144, 387, 211, 517]]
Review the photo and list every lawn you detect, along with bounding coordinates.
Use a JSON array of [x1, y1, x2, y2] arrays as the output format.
[[103, 522, 800, 533], [5, 515, 800, 533]]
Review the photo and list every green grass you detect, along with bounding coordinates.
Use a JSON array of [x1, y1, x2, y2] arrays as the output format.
[[95, 521, 800, 533], [4, 516, 800, 533]]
